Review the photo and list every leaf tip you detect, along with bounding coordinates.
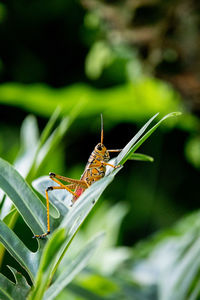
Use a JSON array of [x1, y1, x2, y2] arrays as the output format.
[[170, 111, 182, 117]]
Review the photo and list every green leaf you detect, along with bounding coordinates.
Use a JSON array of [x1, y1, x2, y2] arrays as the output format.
[[0, 115, 40, 220], [27, 101, 83, 180], [0, 106, 80, 276], [128, 153, 154, 162], [38, 107, 61, 148], [50, 167, 121, 279], [14, 115, 39, 178], [0, 158, 47, 235], [0, 158, 118, 287], [3, 208, 18, 227], [0, 220, 37, 281], [75, 202, 130, 275], [33, 117, 69, 171], [66, 283, 109, 300], [0, 110, 65, 220], [43, 232, 104, 300], [115, 112, 159, 165], [0, 158, 50, 280], [0, 267, 30, 300], [0, 80, 183, 124], [85, 202, 128, 249], [118, 112, 181, 165], [0, 208, 18, 266], [130, 210, 200, 300], [28, 228, 66, 300]]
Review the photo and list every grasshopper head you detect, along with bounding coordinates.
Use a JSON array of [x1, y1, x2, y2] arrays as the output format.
[[95, 143, 110, 161]]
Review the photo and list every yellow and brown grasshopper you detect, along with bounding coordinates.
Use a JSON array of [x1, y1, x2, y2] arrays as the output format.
[[33, 115, 121, 239]]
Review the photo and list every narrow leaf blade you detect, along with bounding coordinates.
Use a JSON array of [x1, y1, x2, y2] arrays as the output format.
[[0, 158, 48, 235], [43, 232, 105, 300], [29, 228, 66, 300], [0, 220, 36, 280], [119, 112, 181, 165], [116, 112, 159, 165], [128, 153, 154, 162]]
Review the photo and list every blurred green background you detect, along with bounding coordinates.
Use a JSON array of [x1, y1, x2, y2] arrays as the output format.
[[0, 0, 200, 298]]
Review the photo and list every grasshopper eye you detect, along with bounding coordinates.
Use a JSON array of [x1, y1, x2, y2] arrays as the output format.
[[97, 145, 102, 151]]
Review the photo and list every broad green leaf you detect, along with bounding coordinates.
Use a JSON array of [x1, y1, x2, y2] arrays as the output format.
[[0, 220, 37, 281], [0, 80, 183, 126], [85, 202, 128, 249], [69, 271, 152, 299], [0, 104, 78, 222], [77, 202, 130, 275], [129, 210, 200, 300], [43, 232, 104, 300], [0, 110, 65, 220], [66, 283, 109, 300], [0, 159, 119, 286], [0, 115, 40, 268], [0, 208, 18, 266], [189, 282, 200, 300], [0, 158, 51, 279], [0, 115, 40, 220], [0, 158, 48, 234], [3, 208, 18, 227], [0, 266, 30, 300], [72, 273, 120, 298], [28, 228, 66, 300], [0, 106, 79, 273], [128, 153, 154, 162], [67, 263, 156, 300], [159, 237, 200, 300]]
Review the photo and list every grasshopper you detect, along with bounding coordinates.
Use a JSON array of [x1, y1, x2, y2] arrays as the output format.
[[33, 115, 121, 239]]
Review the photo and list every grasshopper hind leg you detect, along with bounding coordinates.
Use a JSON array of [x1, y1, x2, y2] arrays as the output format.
[[33, 173, 88, 239], [33, 186, 52, 239], [33, 184, 77, 239]]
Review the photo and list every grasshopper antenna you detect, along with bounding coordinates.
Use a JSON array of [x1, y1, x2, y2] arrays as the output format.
[[101, 113, 104, 144]]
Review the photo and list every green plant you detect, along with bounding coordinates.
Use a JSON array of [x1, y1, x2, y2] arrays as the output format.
[[121, 209, 200, 300], [0, 104, 82, 270], [0, 112, 180, 299]]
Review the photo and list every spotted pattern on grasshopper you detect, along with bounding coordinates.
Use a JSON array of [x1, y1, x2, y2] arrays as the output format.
[[33, 115, 121, 239]]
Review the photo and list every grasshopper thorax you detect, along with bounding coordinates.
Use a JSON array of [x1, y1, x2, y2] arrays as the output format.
[[95, 143, 110, 162]]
